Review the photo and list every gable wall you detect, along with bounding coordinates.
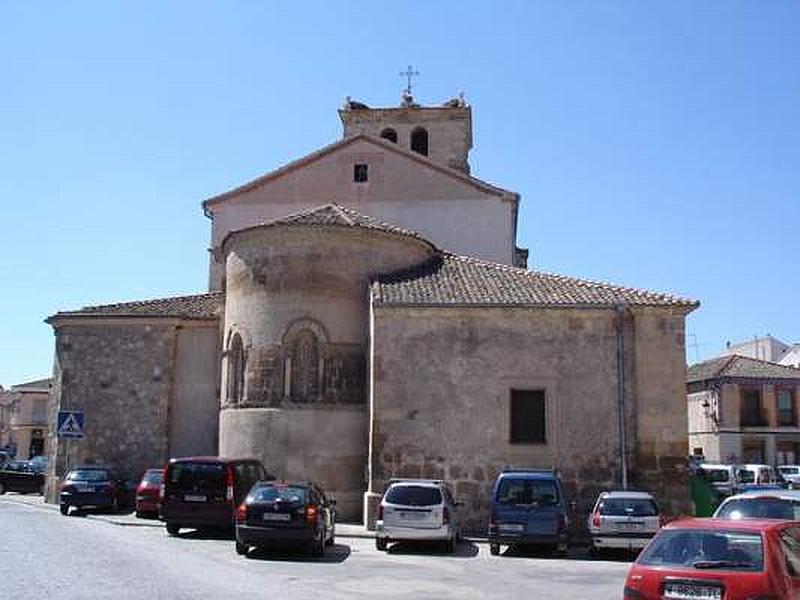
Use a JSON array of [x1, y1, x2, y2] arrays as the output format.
[[206, 140, 515, 289]]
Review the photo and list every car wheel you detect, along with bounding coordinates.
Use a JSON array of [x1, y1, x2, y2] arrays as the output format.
[[166, 522, 180, 536], [60, 503, 69, 516], [375, 537, 388, 551], [311, 534, 325, 558], [325, 528, 335, 547], [0, 482, 5, 495], [445, 537, 456, 553], [235, 541, 248, 556], [489, 542, 500, 556]]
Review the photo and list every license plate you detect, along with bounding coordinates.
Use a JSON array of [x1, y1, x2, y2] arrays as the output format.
[[77, 486, 94, 493], [399, 511, 426, 520], [263, 512, 291, 522], [664, 582, 722, 600], [499, 523, 525, 532], [184, 494, 206, 502], [617, 522, 642, 530]]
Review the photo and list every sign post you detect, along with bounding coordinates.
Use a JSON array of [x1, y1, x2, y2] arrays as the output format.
[[57, 410, 85, 476]]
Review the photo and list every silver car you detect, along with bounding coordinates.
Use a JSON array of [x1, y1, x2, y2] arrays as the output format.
[[375, 479, 461, 552], [777, 465, 800, 489], [587, 491, 660, 555], [714, 489, 800, 520]]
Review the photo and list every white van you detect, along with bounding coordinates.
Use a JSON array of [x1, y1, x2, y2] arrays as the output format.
[[699, 463, 737, 496], [736, 464, 777, 487]]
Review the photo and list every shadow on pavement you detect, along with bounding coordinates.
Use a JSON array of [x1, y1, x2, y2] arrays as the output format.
[[387, 540, 479, 558], [245, 543, 351, 564], [498, 544, 635, 563]]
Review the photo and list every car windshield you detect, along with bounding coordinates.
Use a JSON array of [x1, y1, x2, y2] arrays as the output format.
[[600, 497, 658, 517], [168, 463, 225, 492], [638, 529, 763, 571], [250, 485, 308, 504], [3, 461, 30, 472], [67, 469, 109, 482], [716, 498, 800, 520], [496, 479, 560, 506], [702, 468, 730, 483], [385, 485, 442, 507], [142, 470, 163, 485]]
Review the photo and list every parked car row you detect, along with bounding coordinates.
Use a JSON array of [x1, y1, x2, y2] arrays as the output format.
[[0, 457, 47, 495]]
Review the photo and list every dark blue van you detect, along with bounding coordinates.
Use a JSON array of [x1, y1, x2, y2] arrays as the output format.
[[488, 468, 569, 556]]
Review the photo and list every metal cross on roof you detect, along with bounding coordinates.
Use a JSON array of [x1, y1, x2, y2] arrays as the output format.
[[400, 65, 420, 96]]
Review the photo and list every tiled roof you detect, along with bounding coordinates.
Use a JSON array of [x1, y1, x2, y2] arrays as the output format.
[[372, 254, 699, 309], [47, 292, 222, 321], [687, 354, 800, 383], [222, 203, 432, 248]]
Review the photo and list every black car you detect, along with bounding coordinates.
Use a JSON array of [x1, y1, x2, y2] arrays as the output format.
[[59, 465, 131, 515], [235, 481, 336, 557], [0, 460, 45, 495], [161, 457, 272, 536]]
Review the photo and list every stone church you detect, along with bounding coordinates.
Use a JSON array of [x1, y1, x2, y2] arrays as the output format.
[[46, 93, 699, 527]]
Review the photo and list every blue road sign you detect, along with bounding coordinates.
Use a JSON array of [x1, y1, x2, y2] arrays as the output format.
[[57, 410, 85, 439]]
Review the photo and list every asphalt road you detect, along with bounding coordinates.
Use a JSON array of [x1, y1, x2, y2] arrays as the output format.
[[0, 498, 630, 599]]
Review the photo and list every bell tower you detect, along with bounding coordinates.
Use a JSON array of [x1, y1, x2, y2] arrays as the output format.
[[338, 91, 473, 174]]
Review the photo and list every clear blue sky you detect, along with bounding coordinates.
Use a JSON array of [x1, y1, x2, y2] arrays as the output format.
[[1, 2, 798, 385]]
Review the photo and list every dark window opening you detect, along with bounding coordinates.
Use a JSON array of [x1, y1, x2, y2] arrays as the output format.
[[779, 389, 796, 426], [380, 128, 397, 143], [510, 389, 546, 444], [353, 163, 368, 183], [410, 127, 428, 156], [740, 388, 765, 427]]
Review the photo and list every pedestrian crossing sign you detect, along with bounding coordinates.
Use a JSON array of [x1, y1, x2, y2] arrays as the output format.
[[57, 410, 85, 439]]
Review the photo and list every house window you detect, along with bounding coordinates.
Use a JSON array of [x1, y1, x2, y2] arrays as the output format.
[[740, 388, 764, 426], [410, 127, 429, 156], [380, 128, 397, 143], [779, 388, 796, 426], [510, 390, 546, 444], [226, 332, 245, 404], [353, 163, 368, 183], [290, 329, 319, 401]]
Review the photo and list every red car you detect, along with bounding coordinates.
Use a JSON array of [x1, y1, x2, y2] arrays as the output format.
[[624, 518, 800, 599], [135, 468, 163, 518]]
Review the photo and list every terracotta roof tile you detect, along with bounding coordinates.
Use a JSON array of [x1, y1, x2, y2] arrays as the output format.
[[47, 292, 222, 321], [687, 354, 800, 382], [372, 254, 699, 309]]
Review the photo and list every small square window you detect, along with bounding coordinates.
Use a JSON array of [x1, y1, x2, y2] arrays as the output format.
[[510, 389, 546, 444], [353, 163, 368, 183]]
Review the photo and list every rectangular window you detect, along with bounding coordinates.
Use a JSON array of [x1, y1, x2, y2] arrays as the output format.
[[779, 389, 796, 427], [740, 388, 764, 426], [510, 389, 546, 444], [353, 163, 368, 182]]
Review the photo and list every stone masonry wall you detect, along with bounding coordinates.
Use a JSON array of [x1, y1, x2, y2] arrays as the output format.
[[369, 306, 691, 533], [46, 321, 178, 496]]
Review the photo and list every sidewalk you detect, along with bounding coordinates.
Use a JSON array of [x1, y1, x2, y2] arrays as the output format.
[[0, 493, 375, 538]]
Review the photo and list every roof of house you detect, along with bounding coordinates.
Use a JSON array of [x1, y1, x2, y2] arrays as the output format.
[[201, 133, 516, 211], [372, 253, 699, 309], [687, 354, 800, 383], [10, 378, 52, 392], [46, 292, 222, 322], [221, 203, 433, 250]]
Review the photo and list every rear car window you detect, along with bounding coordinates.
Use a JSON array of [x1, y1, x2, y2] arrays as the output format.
[[385, 485, 442, 506], [738, 469, 756, 483], [142, 470, 163, 485], [67, 469, 110, 482], [780, 467, 800, 476], [600, 498, 658, 517], [168, 463, 224, 492], [716, 498, 800, 520], [638, 529, 763, 571], [496, 478, 559, 506], [250, 485, 308, 504], [702, 468, 730, 483]]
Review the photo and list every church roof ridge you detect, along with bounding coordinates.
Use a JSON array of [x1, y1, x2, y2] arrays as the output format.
[[372, 252, 700, 310], [220, 203, 436, 250], [46, 292, 222, 322], [201, 133, 517, 213]]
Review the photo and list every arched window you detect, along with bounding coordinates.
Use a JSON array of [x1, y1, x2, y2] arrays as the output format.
[[410, 127, 428, 156], [290, 329, 319, 401], [380, 128, 398, 143], [226, 332, 244, 404]]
